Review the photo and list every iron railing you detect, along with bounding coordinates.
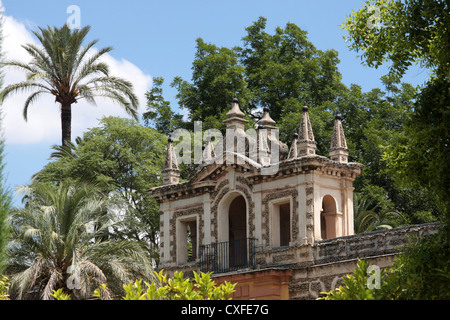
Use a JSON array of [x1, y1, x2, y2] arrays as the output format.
[[199, 238, 256, 274]]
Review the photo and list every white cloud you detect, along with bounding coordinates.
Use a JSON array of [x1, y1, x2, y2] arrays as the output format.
[[1, 14, 152, 145]]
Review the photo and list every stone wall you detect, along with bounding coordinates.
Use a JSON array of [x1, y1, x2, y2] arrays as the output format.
[[159, 223, 440, 300], [254, 223, 439, 299]]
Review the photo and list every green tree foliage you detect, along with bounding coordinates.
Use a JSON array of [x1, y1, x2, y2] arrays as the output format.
[[171, 38, 253, 132], [237, 17, 346, 122], [383, 76, 449, 223], [342, 0, 449, 81], [0, 275, 9, 300], [143, 77, 184, 135], [122, 270, 235, 300], [0, 24, 139, 146], [167, 17, 346, 132], [342, 0, 449, 225], [34, 117, 167, 264], [51, 270, 236, 300], [353, 192, 406, 234], [389, 229, 450, 299], [319, 259, 392, 300], [7, 181, 155, 300]]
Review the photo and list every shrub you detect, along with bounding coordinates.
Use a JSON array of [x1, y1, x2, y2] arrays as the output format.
[[319, 259, 391, 300], [52, 270, 236, 300], [0, 275, 10, 300]]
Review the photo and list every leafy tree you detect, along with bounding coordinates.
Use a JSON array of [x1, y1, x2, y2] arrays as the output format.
[[171, 38, 254, 132], [0, 24, 138, 146], [34, 117, 167, 264], [353, 192, 406, 234], [168, 17, 347, 133], [338, 81, 440, 225], [143, 77, 184, 135], [342, 0, 449, 81], [342, 0, 449, 225], [387, 229, 450, 299], [382, 76, 449, 223], [7, 181, 155, 300], [237, 17, 346, 122]]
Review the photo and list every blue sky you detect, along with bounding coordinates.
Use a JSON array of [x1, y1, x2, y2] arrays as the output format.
[[1, 0, 429, 206]]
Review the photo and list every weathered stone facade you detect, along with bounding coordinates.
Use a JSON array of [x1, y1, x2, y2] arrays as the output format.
[[148, 97, 437, 300]]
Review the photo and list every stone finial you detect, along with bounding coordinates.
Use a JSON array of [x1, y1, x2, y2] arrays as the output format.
[[258, 103, 276, 129], [224, 95, 248, 130], [287, 129, 299, 159], [297, 104, 317, 156], [202, 134, 216, 165], [162, 135, 180, 185], [329, 111, 349, 163]]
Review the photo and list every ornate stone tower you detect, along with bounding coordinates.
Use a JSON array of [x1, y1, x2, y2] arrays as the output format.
[[297, 104, 317, 156], [149, 98, 362, 279], [329, 112, 349, 163], [161, 135, 180, 185]]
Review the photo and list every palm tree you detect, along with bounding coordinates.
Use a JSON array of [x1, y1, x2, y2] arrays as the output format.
[[7, 181, 155, 300], [353, 192, 407, 234], [0, 24, 139, 146]]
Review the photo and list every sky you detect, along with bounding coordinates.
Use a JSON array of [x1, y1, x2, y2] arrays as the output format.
[[0, 0, 430, 207]]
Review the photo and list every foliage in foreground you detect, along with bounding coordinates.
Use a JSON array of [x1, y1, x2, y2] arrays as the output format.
[[319, 259, 392, 300], [7, 181, 155, 300], [50, 270, 236, 300], [0, 275, 9, 300]]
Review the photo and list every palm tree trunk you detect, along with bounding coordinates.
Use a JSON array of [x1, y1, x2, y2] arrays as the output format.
[[61, 103, 72, 146]]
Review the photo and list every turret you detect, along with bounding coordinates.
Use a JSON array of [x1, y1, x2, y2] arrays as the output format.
[[329, 112, 349, 163], [162, 135, 180, 185], [297, 104, 317, 156]]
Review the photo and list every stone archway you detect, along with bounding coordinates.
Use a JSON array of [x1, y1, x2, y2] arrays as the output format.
[[229, 195, 247, 242], [228, 195, 247, 268], [321, 195, 338, 240], [216, 191, 249, 270]]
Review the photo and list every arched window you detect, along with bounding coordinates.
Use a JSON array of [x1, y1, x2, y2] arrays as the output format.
[[321, 195, 338, 240], [228, 195, 247, 268]]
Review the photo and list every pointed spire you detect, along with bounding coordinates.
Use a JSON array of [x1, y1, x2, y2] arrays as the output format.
[[202, 134, 216, 165], [288, 129, 299, 159], [329, 112, 349, 163], [297, 104, 317, 156], [162, 135, 180, 185], [257, 125, 271, 166]]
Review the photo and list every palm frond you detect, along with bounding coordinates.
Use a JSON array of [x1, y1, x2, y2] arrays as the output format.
[[1, 24, 139, 147], [42, 268, 63, 300], [23, 90, 48, 121]]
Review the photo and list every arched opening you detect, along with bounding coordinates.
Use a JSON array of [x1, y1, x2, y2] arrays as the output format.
[[228, 195, 247, 268], [229, 195, 247, 241], [321, 195, 338, 240]]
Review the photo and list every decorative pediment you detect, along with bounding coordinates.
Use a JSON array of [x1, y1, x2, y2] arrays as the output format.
[[191, 151, 261, 183]]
